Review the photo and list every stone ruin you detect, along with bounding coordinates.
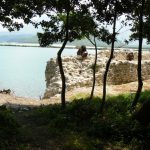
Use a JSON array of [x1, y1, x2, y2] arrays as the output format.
[[43, 49, 150, 98]]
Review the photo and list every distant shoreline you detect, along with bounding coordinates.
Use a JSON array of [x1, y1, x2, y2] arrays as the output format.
[[0, 42, 150, 51], [0, 42, 107, 49]]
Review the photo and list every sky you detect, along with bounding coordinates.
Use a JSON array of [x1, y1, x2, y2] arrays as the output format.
[[0, 23, 42, 34]]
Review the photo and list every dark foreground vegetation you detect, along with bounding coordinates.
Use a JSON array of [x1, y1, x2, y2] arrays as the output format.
[[0, 91, 150, 150]]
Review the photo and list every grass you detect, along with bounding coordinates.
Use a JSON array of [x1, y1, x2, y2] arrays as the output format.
[[70, 92, 90, 100], [0, 91, 150, 150]]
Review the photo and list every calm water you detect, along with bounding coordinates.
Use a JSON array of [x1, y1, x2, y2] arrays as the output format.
[[0, 46, 80, 99]]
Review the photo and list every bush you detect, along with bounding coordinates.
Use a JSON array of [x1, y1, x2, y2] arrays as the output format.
[[21, 93, 150, 149], [0, 105, 20, 149]]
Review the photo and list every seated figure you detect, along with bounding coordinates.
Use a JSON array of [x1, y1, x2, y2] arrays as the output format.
[[126, 50, 134, 61], [77, 45, 88, 59]]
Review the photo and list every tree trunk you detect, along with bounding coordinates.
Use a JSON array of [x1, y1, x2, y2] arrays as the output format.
[[90, 37, 98, 99], [100, 7, 117, 113], [131, 0, 145, 110], [57, 10, 69, 109], [57, 42, 68, 109]]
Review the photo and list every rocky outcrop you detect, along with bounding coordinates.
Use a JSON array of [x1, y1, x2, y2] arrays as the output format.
[[44, 49, 150, 98]]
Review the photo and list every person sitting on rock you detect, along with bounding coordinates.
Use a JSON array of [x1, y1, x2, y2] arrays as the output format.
[[77, 45, 88, 60], [126, 49, 134, 61]]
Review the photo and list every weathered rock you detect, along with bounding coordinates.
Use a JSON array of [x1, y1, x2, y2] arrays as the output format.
[[0, 89, 11, 94], [43, 50, 150, 98]]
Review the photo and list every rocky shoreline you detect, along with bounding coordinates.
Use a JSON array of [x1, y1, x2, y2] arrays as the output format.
[[44, 49, 150, 98]]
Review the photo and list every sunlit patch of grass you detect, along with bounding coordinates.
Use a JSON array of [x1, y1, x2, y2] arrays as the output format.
[[70, 92, 90, 100], [139, 90, 150, 103]]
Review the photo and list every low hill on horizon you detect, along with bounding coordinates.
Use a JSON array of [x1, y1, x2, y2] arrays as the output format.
[[0, 33, 38, 43], [0, 32, 124, 47], [0, 32, 150, 49]]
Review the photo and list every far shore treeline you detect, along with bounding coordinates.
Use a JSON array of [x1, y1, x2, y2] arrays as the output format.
[[1, 43, 150, 51]]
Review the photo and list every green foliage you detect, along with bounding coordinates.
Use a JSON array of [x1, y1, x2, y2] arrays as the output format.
[[130, 0, 150, 43], [0, 105, 20, 149], [138, 90, 150, 103], [2, 91, 150, 149], [24, 92, 150, 149], [0, 0, 23, 31], [61, 132, 97, 150], [70, 93, 90, 100]]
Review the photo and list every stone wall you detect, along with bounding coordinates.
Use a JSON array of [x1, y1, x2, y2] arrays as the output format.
[[44, 49, 150, 98], [108, 60, 150, 85]]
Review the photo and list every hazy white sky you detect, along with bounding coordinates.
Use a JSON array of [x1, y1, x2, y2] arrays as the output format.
[[0, 23, 42, 34]]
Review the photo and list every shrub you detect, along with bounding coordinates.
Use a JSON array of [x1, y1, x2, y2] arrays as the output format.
[[0, 105, 20, 149]]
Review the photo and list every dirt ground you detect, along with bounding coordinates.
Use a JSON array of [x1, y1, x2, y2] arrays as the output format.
[[1, 79, 150, 108]]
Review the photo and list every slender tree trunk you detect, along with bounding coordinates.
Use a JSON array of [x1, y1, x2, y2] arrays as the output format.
[[57, 10, 69, 109], [131, 0, 145, 110], [100, 8, 117, 113], [90, 37, 98, 99]]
